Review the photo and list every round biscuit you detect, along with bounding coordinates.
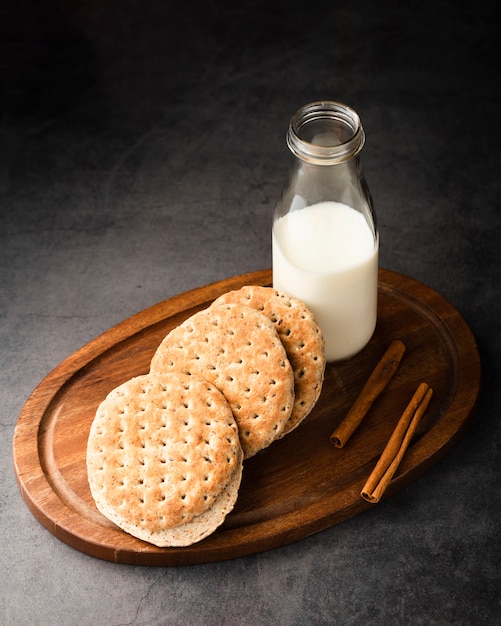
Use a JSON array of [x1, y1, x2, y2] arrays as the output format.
[[212, 286, 325, 436], [150, 303, 295, 458], [86, 372, 242, 545]]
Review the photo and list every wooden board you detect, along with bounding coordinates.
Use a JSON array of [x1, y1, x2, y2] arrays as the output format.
[[13, 268, 481, 566]]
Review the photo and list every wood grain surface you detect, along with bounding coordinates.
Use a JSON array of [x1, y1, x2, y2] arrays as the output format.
[[13, 268, 481, 566]]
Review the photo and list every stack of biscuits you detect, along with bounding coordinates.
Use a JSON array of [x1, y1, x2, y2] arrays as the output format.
[[87, 286, 326, 547]]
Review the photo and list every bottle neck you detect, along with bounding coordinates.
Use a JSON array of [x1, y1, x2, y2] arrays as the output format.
[[286, 101, 365, 165]]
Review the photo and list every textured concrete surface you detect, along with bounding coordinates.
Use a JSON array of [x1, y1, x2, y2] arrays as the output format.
[[1, 1, 500, 624]]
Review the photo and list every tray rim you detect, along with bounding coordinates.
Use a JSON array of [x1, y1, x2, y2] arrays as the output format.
[[13, 268, 481, 566]]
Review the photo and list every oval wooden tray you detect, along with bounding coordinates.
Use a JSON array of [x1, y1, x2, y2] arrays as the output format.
[[13, 268, 481, 566]]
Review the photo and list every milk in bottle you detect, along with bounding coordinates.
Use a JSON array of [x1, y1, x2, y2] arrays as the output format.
[[273, 200, 378, 361]]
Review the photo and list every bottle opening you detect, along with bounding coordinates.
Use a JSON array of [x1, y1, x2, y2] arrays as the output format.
[[287, 101, 365, 165]]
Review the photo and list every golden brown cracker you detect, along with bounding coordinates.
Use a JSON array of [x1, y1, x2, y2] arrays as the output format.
[[213, 286, 325, 435], [150, 303, 294, 458], [86, 372, 242, 546]]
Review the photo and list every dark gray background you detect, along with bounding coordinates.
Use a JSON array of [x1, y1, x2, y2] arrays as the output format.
[[2, 1, 500, 624]]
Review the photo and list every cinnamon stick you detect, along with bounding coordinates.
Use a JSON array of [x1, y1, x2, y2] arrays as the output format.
[[361, 382, 433, 503], [330, 340, 406, 448]]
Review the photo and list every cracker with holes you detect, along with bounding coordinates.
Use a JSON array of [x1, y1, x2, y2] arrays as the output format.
[[150, 303, 295, 458], [86, 372, 243, 547], [212, 286, 325, 436]]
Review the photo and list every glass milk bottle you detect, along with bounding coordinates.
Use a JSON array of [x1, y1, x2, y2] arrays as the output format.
[[272, 101, 379, 362]]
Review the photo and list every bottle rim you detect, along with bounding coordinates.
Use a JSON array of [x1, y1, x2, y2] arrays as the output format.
[[286, 101, 365, 164]]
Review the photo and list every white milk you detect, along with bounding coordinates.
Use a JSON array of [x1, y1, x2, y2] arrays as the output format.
[[272, 201, 378, 361]]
